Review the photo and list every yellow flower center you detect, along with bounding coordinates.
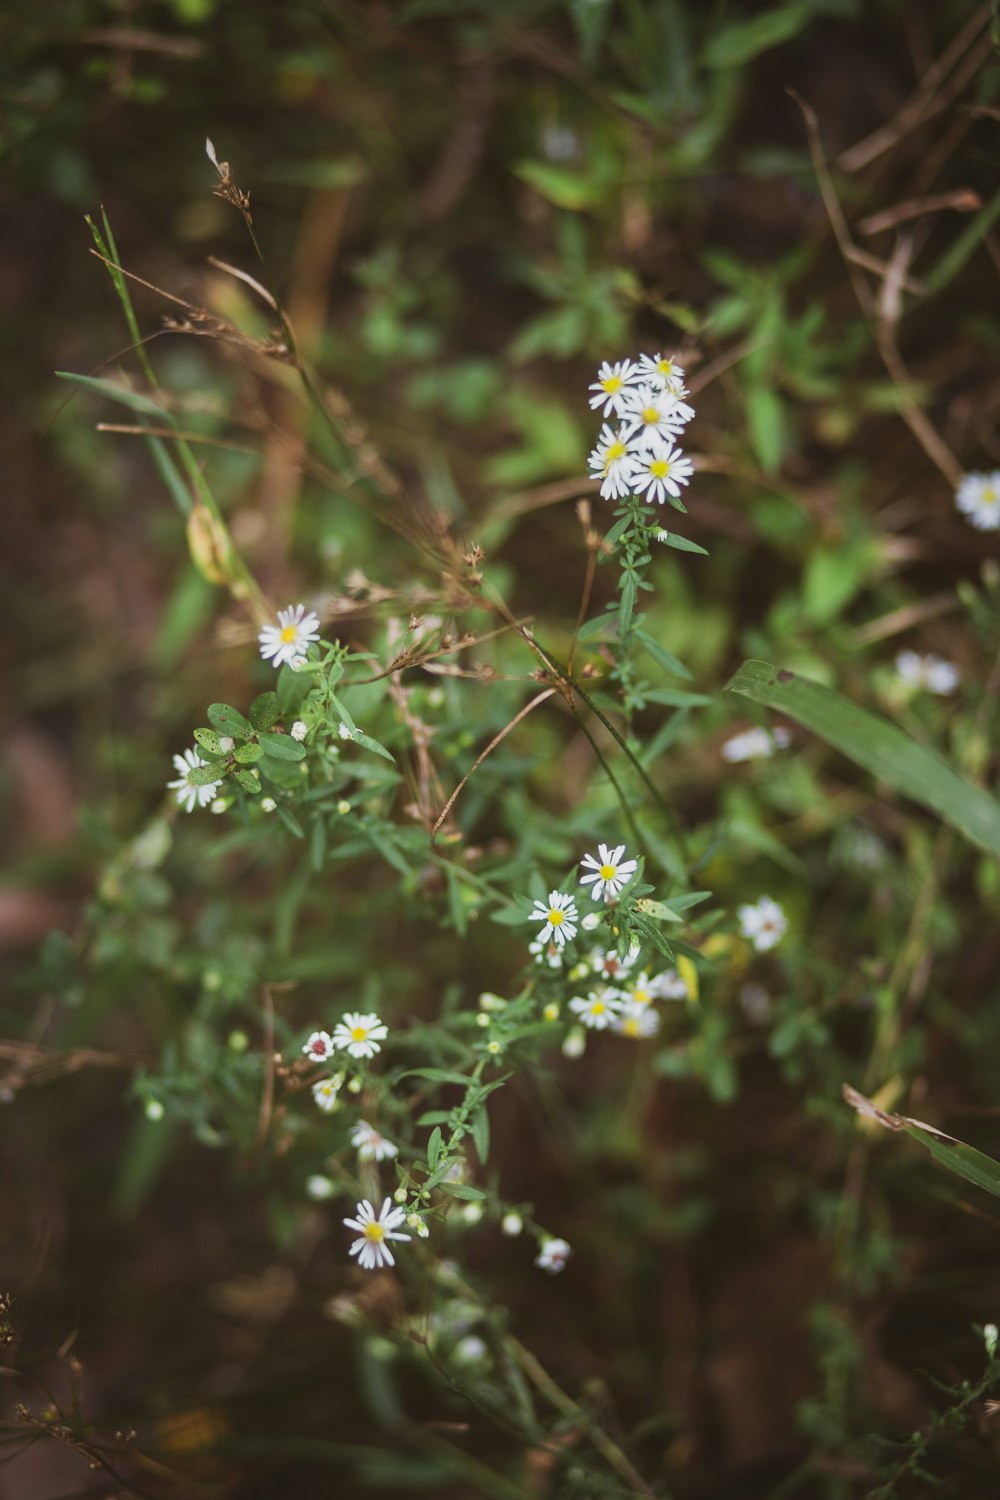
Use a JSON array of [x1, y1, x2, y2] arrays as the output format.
[[984, 488, 997, 505], [549, 908, 564, 925], [633, 987, 650, 1005], [280, 624, 298, 643], [623, 1017, 641, 1037], [658, 359, 673, 376], [351, 1026, 368, 1042], [602, 374, 623, 394], [600, 863, 616, 880], [363, 1222, 385, 1243], [604, 441, 627, 470], [642, 406, 659, 425], [649, 459, 670, 478], [591, 1000, 606, 1015]]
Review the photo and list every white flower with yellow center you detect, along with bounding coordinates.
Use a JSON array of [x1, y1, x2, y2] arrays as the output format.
[[631, 443, 694, 504], [587, 423, 640, 501], [529, 890, 579, 948], [579, 842, 639, 903], [895, 650, 959, 696], [620, 384, 694, 451], [621, 971, 660, 1007], [344, 1197, 411, 1270], [350, 1119, 398, 1163], [258, 603, 321, 668], [332, 1011, 389, 1060], [956, 470, 1000, 531], [588, 358, 639, 417], [535, 1237, 571, 1274], [636, 352, 686, 393], [614, 1002, 661, 1039], [312, 1073, 345, 1113], [569, 986, 623, 1030], [167, 746, 222, 813], [738, 896, 788, 952]]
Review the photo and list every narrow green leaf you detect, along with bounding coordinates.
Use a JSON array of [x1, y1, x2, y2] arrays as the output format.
[[471, 1105, 490, 1163], [427, 1126, 443, 1171], [310, 814, 327, 873], [276, 805, 304, 838], [55, 370, 170, 418], [704, 3, 811, 67], [634, 627, 692, 680], [259, 732, 306, 762], [441, 1182, 488, 1201], [746, 386, 785, 473], [249, 691, 280, 731], [207, 703, 252, 737], [655, 531, 709, 555], [354, 731, 395, 763], [727, 659, 1000, 858], [576, 611, 619, 641]]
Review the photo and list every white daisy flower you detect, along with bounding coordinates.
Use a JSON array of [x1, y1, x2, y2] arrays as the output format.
[[303, 1029, 335, 1062], [344, 1196, 411, 1271], [631, 443, 694, 504], [589, 945, 641, 981], [529, 937, 564, 969], [614, 1002, 661, 1039], [894, 650, 959, 696], [737, 896, 788, 952], [579, 842, 639, 903], [588, 359, 639, 417], [290, 720, 308, 741], [258, 603, 321, 669], [621, 970, 662, 1007], [535, 1237, 571, 1274], [569, 987, 623, 1030], [620, 384, 694, 451], [650, 968, 689, 1001], [529, 890, 579, 948], [636, 352, 686, 393], [587, 423, 640, 501], [333, 1011, 388, 1060], [167, 746, 222, 814], [350, 1119, 398, 1163], [955, 470, 1000, 531], [722, 726, 791, 763], [312, 1073, 345, 1113]]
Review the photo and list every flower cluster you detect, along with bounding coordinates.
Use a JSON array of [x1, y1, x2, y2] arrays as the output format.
[[568, 963, 690, 1039], [587, 354, 695, 507]]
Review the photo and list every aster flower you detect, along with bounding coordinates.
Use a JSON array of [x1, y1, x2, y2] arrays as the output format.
[[894, 650, 959, 696], [738, 896, 788, 952], [588, 358, 639, 417], [589, 945, 641, 980], [529, 890, 579, 948], [312, 1074, 345, 1113], [333, 1011, 388, 1060], [569, 987, 624, 1030], [587, 423, 639, 501], [621, 970, 664, 1007], [620, 383, 694, 451], [529, 937, 564, 969], [614, 1002, 661, 1039], [167, 746, 222, 813], [302, 1030, 335, 1062], [350, 1119, 398, 1163], [636, 352, 686, 392], [535, 1237, 571, 1274], [722, 726, 791, 763], [343, 1197, 411, 1270], [650, 968, 689, 1001], [955, 470, 1000, 531], [258, 603, 321, 669], [631, 443, 694, 504], [579, 842, 639, 903]]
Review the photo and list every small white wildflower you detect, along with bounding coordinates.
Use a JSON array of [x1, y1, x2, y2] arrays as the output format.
[[621, 970, 665, 1006], [543, 1002, 560, 1022], [218, 735, 235, 753], [535, 1237, 571, 1274], [350, 1119, 399, 1163], [984, 1322, 999, 1358], [501, 1211, 523, 1237], [528, 890, 579, 948], [343, 1197, 411, 1271], [588, 358, 639, 417], [260, 797, 277, 813], [338, 722, 355, 741], [303, 1030, 335, 1062], [620, 383, 693, 451], [636, 352, 686, 392], [312, 1074, 345, 1113], [290, 720, 308, 742], [894, 649, 960, 696], [453, 1334, 489, 1364], [167, 746, 222, 814], [569, 987, 624, 1030], [631, 443, 694, 505], [306, 1174, 335, 1201], [486, 1040, 502, 1055], [652, 968, 689, 1001], [332, 1011, 388, 1060], [722, 726, 791, 763], [461, 1202, 484, 1226], [587, 423, 639, 501], [614, 1002, 661, 1039], [529, 937, 564, 969], [336, 799, 351, 815], [956, 470, 1000, 531], [579, 842, 639, 903], [738, 896, 788, 952], [581, 911, 602, 932], [589, 944, 641, 980], [258, 603, 321, 669], [562, 1025, 586, 1058], [290, 654, 307, 672]]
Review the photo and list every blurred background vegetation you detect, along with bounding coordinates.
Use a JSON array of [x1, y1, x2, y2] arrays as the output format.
[[3, 0, 1000, 1496]]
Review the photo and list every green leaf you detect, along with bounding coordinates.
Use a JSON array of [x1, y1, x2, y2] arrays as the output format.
[[746, 386, 785, 473], [514, 160, 601, 211], [55, 371, 171, 418], [353, 731, 395, 763], [576, 611, 619, 642], [249, 691, 280, 731], [310, 814, 327, 873], [427, 1126, 443, 1171], [193, 728, 224, 756], [188, 763, 225, 786], [656, 530, 708, 555], [471, 1105, 490, 1164], [276, 805, 304, 838], [234, 742, 262, 764], [704, 3, 812, 68], [727, 660, 1000, 858], [259, 732, 307, 762], [844, 1086, 1000, 1203], [234, 768, 261, 794], [207, 703, 252, 737], [634, 627, 692, 680], [441, 1182, 488, 1201]]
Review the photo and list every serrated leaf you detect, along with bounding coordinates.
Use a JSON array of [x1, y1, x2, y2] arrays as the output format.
[[259, 732, 306, 762], [207, 703, 252, 737], [234, 742, 262, 764], [249, 691, 280, 731]]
